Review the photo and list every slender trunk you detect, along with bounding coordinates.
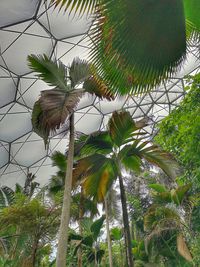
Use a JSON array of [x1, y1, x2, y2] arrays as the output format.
[[104, 196, 113, 267], [118, 173, 133, 267], [77, 187, 84, 267], [56, 114, 75, 267], [31, 237, 39, 267]]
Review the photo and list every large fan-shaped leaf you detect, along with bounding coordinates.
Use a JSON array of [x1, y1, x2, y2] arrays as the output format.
[[32, 88, 82, 146], [119, 145, 142, 173], [92, 0, 187, 94], [28, 54, 68, 91]]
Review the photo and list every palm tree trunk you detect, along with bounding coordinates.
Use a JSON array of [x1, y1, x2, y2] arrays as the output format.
[[77, 187, 84, 267], [104, 195, 113, 267], [56, 114, 75, 267], [118, 173, 133, 267]]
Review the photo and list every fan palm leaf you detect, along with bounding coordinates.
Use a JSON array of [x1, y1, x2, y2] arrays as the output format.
[[51, 0, 200, 95]]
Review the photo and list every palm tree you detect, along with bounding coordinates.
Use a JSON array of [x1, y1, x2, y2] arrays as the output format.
[[69, 216, 105, 267], [144, 183, 194, 263], [73, 110, 178, 267], [50, 0, 200, 94], [49, 151, 99, 267], [28, 54, 113, 267]]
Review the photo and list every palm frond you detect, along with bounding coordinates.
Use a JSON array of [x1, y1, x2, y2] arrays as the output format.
[[28, 54, 68, 91], [119, 145, 142, 173], [108, 111, 141, 147], [83, 75, 115, 101], [32, 89, 82, 146], [69, 58, 91, 87], [51, 151, 67, 173], [184, 0, 200, 39], [73, 154, 109, 185], [82, 158, 117, 202], [0, 187, 14, 209], [31, 101, 50, 148], [73, 155, 117, 202], [76, 131, 113, 156], [90, 215, 105, 240], [92, 0, 187, 94], [50, 0, 98, 15], [127, 141, 179, 179]]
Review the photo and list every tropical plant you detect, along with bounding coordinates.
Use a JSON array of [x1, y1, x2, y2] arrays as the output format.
[[144, 183, 194, 264], [155, 73, 200, 189], [28, 54, 113, 267], [0, 188, 60, 267], [50, 0, 200, 94], [69, 216, 105, 267], [73, 110, 178, 267]]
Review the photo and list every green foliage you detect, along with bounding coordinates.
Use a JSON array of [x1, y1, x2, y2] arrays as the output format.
[[74, 110, 178, 203], [155, 73, 200, 188], [28, 54, 68, 90], [52, 0, 200, 95]]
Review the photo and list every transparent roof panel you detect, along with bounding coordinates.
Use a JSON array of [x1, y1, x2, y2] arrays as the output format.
[[0, 0, 200, 188]]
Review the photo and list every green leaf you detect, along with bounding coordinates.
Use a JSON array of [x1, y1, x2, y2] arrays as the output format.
[[31, 101, 49, 148], [92, 0, 187, 94], [78, 131, 113, 156], [172, 183, 192, 205], [108, 111, 138, 147], [51, 0, 98, 16], [90, 215, 105, 241], [82, 235, 93, 247], [28, 54, 68, 91], [69, 58, 91, 87], [119, 145, 142, 173], [110, 227, 123, 241], [51, 151, 66, 173], [184, 0, 200, 37], [148, 184, 167, 193]]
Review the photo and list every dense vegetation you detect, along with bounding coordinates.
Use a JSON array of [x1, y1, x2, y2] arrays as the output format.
[[1, 73, 200, 266], [1, 1, 200, 266]]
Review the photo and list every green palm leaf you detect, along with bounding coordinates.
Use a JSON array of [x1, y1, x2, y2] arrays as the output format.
[[184, 0, 200, 37], [76, 131, 113, 156], [90, 215, 105, 241], [108, 111, 141, 147], [92, 0, 187, 94], [69, 58, 91, 87], [28, 54, 68, 90], [126, 141, 178, 179], [50, 0, 98, 15]]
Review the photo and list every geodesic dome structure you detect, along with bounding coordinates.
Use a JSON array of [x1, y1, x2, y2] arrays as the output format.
[[0, 0, 200, 188]]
